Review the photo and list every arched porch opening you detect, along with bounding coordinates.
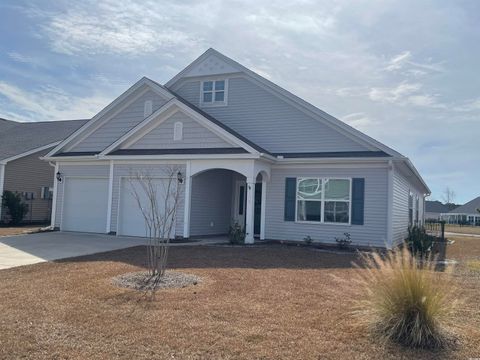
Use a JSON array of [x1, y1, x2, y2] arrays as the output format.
[[188, 168, 247, 239]]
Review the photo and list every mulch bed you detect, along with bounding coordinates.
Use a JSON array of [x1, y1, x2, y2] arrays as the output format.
[[112, 270, 201, 291]]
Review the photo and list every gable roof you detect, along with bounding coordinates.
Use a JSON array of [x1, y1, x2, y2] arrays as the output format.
[[0, 119, 87, 162], [166, 48, 403, 158], [97, 95, 267, 158], [45, 77, 175, 158], [448, 196, 480, 214]]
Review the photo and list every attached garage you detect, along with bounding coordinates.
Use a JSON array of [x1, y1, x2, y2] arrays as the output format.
[[61, 177, 109, 233], [117, 177, 176, 238]]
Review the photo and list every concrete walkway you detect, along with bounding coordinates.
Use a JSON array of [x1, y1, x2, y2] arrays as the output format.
[[0, 232, 226, 270], [446, 232, 480, 238]]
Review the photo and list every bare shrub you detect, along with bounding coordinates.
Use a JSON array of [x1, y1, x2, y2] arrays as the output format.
[[127, 166, 182, 286], [352, 248, 457, 349]]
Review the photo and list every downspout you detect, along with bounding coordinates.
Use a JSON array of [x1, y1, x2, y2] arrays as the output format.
[[386, 160, 394, 249]]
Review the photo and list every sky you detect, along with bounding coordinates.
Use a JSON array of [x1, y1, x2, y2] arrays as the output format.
[[0, 0, 479, 203]]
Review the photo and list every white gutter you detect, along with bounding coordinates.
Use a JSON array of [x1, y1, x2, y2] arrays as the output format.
[[1, 142, 61, 165]]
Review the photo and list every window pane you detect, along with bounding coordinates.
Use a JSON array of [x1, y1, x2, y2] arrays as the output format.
[[203, 81, 213, 91], [297, 178, 322, 200], [297, 200, 321, 221], [324, 201, 349, 223], [203, 92, 212, 103], [214, 91, 225, 102], [215, 80, 225, 90], [324, 179, 350, 200]]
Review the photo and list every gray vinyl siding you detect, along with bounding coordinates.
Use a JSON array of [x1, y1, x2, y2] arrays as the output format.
[[110, 164, 185, 237], [391, 167, 425, 247], [71, 90, 169, 152], [174, 76, 370, 153], [189, 169, 235, 236], [265, 166, 389, 247], [2, 148, 54, 223], [129, 111, 234, 149], [54, 164, 110, 228]]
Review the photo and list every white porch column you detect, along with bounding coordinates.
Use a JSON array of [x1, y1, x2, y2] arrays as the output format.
[[183, 162, 192, 238], [260, 180, 267, 240], [244, 178, 255, 244], [105, 161, 114, 233], [50, 162, 59, 229], [0, 163, 5, 221]]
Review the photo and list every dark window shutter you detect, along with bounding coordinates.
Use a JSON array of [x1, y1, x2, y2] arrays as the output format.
[[284, 177, 297, 221], [351, 178, 365, 225]]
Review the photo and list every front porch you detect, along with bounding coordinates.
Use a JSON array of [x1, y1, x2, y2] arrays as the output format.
[[182, 159, 270, 244]]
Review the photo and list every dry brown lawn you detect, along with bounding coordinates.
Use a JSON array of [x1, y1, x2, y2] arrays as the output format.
[[445, 224, 480, 235], [0, 237, 479, 359], [0, 225, 43, 237]]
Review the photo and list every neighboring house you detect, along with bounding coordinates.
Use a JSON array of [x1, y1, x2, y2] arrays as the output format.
[[42, 48, 430, 248], [0, 119, 87, 224], [425, 200, 459, 220], [441, 196, 480, 226]]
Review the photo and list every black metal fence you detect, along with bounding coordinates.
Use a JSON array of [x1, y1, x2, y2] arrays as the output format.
[[424, 220, 445, 242]]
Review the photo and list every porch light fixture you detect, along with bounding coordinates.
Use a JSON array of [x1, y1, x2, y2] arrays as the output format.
[[177, 171, 184, 184], [56, 171, 63, 182]]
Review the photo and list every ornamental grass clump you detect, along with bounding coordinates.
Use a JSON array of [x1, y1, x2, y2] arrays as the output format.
[[353, 248, 457, 349]]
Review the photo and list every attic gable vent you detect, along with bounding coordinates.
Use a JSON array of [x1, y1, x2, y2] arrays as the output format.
[[144, 100, 153, 118], [174, 121, 183, 141]]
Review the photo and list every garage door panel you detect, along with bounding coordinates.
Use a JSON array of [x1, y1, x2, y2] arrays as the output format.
[[118, 178, 176, 238], [62, 178, 109, 233]]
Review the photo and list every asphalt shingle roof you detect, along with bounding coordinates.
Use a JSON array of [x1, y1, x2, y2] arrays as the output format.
[[0, 119, 87, 161], [449, 196, 480, 214]]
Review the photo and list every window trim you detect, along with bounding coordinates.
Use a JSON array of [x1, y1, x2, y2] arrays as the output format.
[[295, 177, 352, 226], [173, 121, 183, 141], [200, 78, 228, 107]]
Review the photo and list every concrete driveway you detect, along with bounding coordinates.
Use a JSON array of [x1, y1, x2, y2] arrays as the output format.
[[0, 231, 147, 270]]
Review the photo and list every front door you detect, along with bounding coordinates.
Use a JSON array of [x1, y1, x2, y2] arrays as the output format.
[[254, 183, 262, 236], [234, 180, 246, 228]]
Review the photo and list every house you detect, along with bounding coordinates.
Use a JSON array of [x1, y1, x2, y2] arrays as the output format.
[[441, 196, 480, 226], [425, 200, 458, 220], [0, 119, 87, 224], [41, 48, 430, 248]]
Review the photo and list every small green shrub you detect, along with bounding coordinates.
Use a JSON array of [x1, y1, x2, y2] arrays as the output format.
[[1, 191, 29, 225], [335, 232, 352, 249], [352, 248, 456, 349], [303, 235, 313, 245], [406, 225, 434, 259], [228, 222, 245, 244]]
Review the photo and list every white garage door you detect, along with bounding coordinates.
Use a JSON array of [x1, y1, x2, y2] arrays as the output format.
[[62, 177, 109, 233], [118, 178, 176, 238]]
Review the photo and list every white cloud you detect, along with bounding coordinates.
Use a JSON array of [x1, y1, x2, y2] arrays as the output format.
[[0, 81, 111, 121], [342, 112, 376, 130], [385, 50, 412, 71], [33, 1, 204, 56]]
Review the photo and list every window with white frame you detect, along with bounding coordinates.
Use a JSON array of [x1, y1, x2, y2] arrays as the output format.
[[201, 80, 226, 105], [415, 195, 419, 224], [408, 192, 414, 226], [296, 178, 351, 224]]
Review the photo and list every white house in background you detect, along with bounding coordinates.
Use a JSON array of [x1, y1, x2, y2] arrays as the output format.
[[42, 48, 430, 248], [441, 196, 480, 226]]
